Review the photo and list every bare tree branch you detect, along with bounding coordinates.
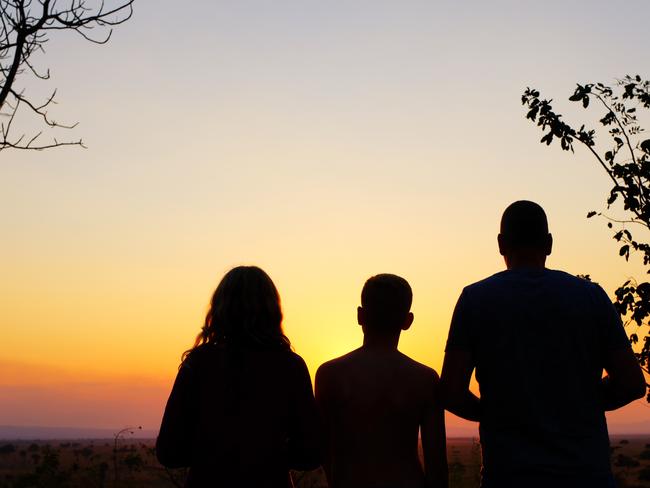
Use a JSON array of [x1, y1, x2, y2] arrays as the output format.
[[0, 0, 133, 152]]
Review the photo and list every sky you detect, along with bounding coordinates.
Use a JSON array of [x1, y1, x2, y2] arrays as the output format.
[[1, 0, 649, 435]]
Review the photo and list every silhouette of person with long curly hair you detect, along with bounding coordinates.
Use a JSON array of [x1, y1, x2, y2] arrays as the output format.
[[157, 266, 320, 487]]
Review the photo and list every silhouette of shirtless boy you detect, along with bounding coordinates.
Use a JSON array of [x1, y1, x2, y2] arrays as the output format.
[[315, 274, 448, 488]]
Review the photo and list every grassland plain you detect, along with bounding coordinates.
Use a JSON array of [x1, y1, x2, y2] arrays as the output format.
[[0, 436, 647, 488]]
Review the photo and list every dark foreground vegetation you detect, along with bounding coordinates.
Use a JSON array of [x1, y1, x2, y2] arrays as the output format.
[[0, 436, 648, 488]]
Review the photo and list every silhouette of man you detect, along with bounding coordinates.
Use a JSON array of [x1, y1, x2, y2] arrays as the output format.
[[441, 200, 646, 488], [316, 274, 448, 488]]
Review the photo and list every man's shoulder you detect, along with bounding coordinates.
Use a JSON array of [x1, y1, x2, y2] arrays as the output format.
[[537, 269, 607, 297], [464, 269, 596, 292], [459, 270, 512, 298], [463, 270, 508, 291]]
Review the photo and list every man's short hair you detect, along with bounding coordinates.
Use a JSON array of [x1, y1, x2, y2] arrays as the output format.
[[500, 200, 549, 248], [361, 274, 412, 331]]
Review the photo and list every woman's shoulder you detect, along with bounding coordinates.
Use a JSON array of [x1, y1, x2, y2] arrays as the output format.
[[183, 343, 307, 371], [181, 343, 222, 368], [285, 350, 308, 368], [258, 349, 309, 377], [256, 347, 306, 365]]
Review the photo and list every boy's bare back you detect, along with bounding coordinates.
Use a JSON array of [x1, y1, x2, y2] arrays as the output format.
[[316, 346, 445, 488]]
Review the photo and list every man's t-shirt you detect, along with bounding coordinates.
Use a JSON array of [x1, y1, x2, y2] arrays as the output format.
[[446, 268, 630, 478]]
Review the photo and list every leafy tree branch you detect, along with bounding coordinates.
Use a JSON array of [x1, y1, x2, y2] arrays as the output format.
[[522, 75, 650, 402]]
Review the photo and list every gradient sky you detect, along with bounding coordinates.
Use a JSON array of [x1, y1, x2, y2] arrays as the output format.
[[1, 0, 649, 435]]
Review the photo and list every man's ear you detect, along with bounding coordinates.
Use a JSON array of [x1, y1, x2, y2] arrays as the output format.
[[401, 312, 414, 331], [357, 306, 365, 326], [497, 234, 507, 256], [545, 233, 553, 256]]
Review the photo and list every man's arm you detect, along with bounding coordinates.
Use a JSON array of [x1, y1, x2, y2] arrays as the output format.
[[594, 285, 647, 410], [440, 350, 480, 422], [601, 347, 647, 411], [442, 288, 481, 421], [421, 371, 448, 488]]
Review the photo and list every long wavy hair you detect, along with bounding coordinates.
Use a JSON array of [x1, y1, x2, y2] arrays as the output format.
[[182, 266, 291, 362]]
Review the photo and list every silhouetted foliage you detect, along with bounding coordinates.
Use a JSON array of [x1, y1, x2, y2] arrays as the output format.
[[0, 0, 133, 151], [639, 465, 650, 482], [0, 445, 16, 455], [615, 453, 641, 468], [522, 75, 650, 402], [12, 446, 71, 487], [122, 453, 142, 473]]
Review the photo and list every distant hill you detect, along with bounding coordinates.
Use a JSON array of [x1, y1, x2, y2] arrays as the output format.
[[1, 420, 647, 441], [0, 425, 158, 440]]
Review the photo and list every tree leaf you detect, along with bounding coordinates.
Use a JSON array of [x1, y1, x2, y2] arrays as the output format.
[[540, 132, 553, 145], [620, 245, 630, 259], [641, 139, 650, 154]]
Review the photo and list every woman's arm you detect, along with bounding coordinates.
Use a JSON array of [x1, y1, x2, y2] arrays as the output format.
[[156, 361, 197, 468], [314, 363, 333, 482], [422, 371, 449, 488], [287, 354, 321, 471]]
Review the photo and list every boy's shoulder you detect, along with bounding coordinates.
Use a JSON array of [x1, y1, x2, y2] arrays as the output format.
[[397, 352, 439, 380], [316, 349, 439, 382], [316, 349, 360, 376]]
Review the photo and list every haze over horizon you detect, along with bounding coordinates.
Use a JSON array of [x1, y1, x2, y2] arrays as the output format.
[[1, 1, 649, 436]]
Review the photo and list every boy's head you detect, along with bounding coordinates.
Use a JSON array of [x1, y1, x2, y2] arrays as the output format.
[[358, 274, 414, 333]]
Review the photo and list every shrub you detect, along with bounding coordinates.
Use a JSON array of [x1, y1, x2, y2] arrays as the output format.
[[638, 466, 650, 482], [0, 444, 15, 455], [615, 453, 640, 468]]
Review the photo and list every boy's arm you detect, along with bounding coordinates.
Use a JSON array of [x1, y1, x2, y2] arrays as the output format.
[[421, 370, 448, 488], [314, 364, 333, 483]]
